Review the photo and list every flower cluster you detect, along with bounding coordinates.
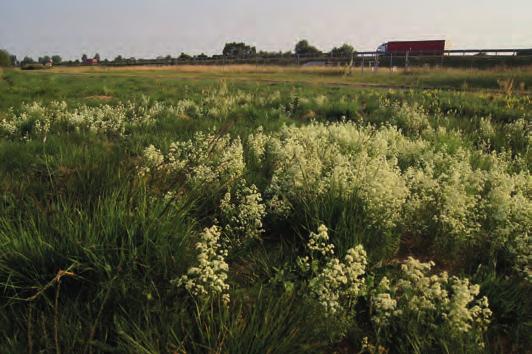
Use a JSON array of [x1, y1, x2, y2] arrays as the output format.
[[307, 224, 335, 257], [0, 100, 179, 138], [371, 257, 491, 347], [265, 122, 409, 232], [299, 225, 368, 316], [219, 181, 266, 249], [139, 131, 245, 189], [175, 225, 230, 304], [246, 126, 269, 163]]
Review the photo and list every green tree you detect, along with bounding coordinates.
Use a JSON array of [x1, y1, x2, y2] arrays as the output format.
[[295, 40, 321, 56], [179, 52, 191, 60], [94, 53, 101, 62], [222, 42, 256, 57], [0, 49, 11, 67], [38, 55, 51, 64], [330, 43, 355, 57], [21, 56, 35, 66], [51, 55, 62, 65], [81, 54, 88, 63]]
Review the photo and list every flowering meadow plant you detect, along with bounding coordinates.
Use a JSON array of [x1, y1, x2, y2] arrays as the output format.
[[174, 225, 231, 305], [371, 257, 492, 351]]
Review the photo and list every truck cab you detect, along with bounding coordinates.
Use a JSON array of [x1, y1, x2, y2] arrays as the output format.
[[376, 43, 387, 54]]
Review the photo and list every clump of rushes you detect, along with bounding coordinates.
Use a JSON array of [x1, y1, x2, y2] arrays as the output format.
[[174, 225, 230, 305]]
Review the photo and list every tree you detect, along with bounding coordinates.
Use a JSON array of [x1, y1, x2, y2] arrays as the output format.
[[51, 55, 62, 65], [179, 52, 191, 60], [0, 49, 11, 67], [94, 53, 101, 62], [21, 56, 35, 66], [38, 55, 51, 64], [330, 43, 355, 57], [113, 55, 123, 63], [295, 40, 321, 56], [10, 55, 17, 66], [81, 54, 88, 63], [222, 42, 256, 58]]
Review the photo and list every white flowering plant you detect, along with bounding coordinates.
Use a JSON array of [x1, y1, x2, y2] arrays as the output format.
[[174, 225, 230, 305], [218, 181, 266, 251], [370, 257, 492, 352], [292, 225, 368, 339]]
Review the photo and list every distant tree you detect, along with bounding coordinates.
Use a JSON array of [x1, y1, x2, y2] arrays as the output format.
[[295, 40, 321, 56], [10, 54, 17, 66], [81, 54, 88, 63], [21, 56, 35, 66], [51, 55, 62, 65], [38, 55, 51, 64], [222, 42, 256, 58], [179, 52, 191, 60], [113, 55, 123, 63], [165, 55, 172, 61], [94, 53, 101, 62], [330, 43, 355, 57], [195, 53, 209, 60], [0, 49, 11, 67]]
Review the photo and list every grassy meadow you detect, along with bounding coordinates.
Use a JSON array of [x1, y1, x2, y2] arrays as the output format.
[[0, 66, 530, 353]]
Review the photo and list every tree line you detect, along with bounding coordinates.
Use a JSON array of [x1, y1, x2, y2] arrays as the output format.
[[0, 40, 355, 67]]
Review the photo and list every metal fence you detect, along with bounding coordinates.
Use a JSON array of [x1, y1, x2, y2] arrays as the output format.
[[71, 48, 532, 69]]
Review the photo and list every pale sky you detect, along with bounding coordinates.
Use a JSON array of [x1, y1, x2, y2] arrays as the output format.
[[1, 0, 531, 60]]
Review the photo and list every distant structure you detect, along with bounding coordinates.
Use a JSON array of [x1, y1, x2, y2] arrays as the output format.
[[376, 40, 446, 55]]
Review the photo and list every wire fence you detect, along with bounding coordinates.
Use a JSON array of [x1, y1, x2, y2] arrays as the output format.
[[64, 48, 532, 70]]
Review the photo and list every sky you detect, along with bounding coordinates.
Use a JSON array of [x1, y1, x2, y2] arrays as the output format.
[[1, 0, 531, 60]]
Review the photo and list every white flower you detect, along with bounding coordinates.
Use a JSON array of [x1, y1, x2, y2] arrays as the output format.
[[175, 225, 230, 305]]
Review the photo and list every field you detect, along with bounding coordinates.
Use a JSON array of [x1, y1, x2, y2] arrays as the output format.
[[0, 66, 530, 353]]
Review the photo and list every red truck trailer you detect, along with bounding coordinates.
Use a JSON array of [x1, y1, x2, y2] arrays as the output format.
[[377, 40, 446, 55]]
